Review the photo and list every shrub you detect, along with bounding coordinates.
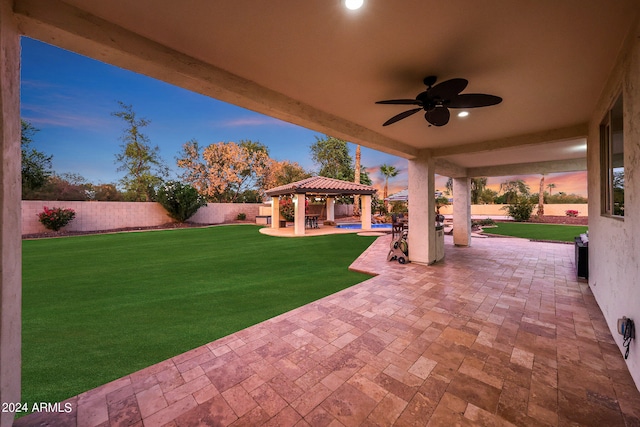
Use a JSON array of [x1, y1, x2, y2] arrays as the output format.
[[502, 199, 534, 222], [156, 181, 207, 223], [236, 213, 246, 220], [279, 197, 295, 221], [389, 201, 408, 213], [38, 206, 76, 231], [472, 218, 495, 227], [565, 209, 579, 217]]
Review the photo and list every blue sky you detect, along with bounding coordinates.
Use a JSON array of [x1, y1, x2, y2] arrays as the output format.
[[20, 37, 587, 197], [20, 37, 410, 194]]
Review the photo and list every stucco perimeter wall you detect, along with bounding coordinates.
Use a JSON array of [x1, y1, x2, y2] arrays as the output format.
[[437, 204, 588, 217], [188, 203, 260, 224], [587, 17, 640, 390], [22, 201, 261, 234]]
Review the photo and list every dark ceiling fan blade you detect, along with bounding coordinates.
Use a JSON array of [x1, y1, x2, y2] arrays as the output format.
[[376, 99, 422, 105], [425, 107, 450, 127], [382, 108, 422, 126], [448, 93, 503, 108], [428, 78, 468, 99]]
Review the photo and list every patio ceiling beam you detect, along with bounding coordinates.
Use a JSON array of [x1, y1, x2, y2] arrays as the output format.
[[468, 157, 587, 178], [434, 158, 467, 178], [430, 123, 588, 158], [13, 0, 419, 159]]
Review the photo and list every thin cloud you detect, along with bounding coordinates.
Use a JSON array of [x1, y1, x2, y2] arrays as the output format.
[[21, 79, 64, 91], [22, 104, 112, 130]]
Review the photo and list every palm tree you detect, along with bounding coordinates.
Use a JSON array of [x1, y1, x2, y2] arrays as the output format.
[[380, 164, 399, 208], [353, 144, 361, 216], [547, 183, 556, 196], [537, 174, 545, 216]]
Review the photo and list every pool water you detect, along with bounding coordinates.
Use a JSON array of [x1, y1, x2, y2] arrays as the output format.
[[336, 223, 392, 230]]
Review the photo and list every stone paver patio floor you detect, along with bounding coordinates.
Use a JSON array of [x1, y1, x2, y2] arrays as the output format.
[[16, 235, 640, 426]]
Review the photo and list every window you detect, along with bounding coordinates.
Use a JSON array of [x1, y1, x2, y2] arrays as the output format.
[[600, 94, 624, 217]]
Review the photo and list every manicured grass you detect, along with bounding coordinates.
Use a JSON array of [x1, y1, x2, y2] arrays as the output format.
[[22, 225, 376, 408], [483, 222, 588, 242]]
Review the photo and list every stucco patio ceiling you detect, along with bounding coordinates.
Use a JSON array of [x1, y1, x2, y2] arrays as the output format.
[[14, 0, 640, 175]]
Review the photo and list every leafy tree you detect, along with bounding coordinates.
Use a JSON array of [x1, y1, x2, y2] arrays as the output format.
[[21, 119, 53, 196], [177, 140, 270, 202], [499, 179, 529, 204], [25, 173, 88, 201], [310, 135, 353, 180], [389, 201, 408, 214], [380, 164, 399, 203], [309, 136, 371, 206], [478, 188, 498, 204], [92, 183, 124, 201], [356, 166, 372, 186], [500, 179, 534, 221], [445, 177, 453, 196], [470, 178, 487, 204], [544, 193, 587, 204], [156, 181, 207, 223], [263, 160, 311, 190], [112, 102, 168, 201]]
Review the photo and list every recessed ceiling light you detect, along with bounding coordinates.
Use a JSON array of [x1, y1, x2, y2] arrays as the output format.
[[345, 0, 364, 10], [458, 111, 469, 118]]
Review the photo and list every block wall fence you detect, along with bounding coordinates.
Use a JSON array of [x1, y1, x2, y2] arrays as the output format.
[[22, 201, 584, 235], [22, 201, 357, 235], [437, 203, 588, 217], [22, 201, 262, 235]]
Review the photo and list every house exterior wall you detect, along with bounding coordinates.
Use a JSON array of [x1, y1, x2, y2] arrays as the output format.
[[587, 17, 640, 388], [22, 201, 261, 235]]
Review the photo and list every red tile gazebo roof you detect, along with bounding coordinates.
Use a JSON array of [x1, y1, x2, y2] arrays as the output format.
[[265, 176, 377, 197]]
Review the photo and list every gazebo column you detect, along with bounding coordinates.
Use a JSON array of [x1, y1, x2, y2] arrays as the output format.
[[408, 152, 436, 264], [326, 197, 335, 222], [453, 177, 472, 246], [271, 196, 280, 229], [361, 194, 372, 230], [294, 193, 306, 235]]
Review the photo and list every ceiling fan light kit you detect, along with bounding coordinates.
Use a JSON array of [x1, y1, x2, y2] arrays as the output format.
[[376, 76, 502, 127]]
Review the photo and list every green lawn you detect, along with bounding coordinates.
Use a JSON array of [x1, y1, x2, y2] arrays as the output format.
[[22, 225, 376, 408], [483, 222, 588, 242]]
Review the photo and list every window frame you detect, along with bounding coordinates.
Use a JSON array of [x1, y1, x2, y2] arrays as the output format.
[[599, 93, 624, 218]]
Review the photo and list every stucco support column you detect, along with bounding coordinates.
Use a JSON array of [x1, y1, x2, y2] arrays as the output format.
[[361, 195, 372, 229], [453, 177, 472, 247], [326, 197, 335, 222], [408, 152, 436, 265], [294, 194, 306, 235], [0, 1, 23, 425], [270, 197, 280, 228]]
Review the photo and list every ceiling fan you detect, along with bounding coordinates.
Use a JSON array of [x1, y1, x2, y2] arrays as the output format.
[[376, 76, 502, 127]]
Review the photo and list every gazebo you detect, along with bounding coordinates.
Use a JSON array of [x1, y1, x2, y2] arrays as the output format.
[[265, 176, 377, 236]]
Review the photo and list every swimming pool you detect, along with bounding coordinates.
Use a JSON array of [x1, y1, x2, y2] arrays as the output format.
[[336, 223, 392, 230]]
